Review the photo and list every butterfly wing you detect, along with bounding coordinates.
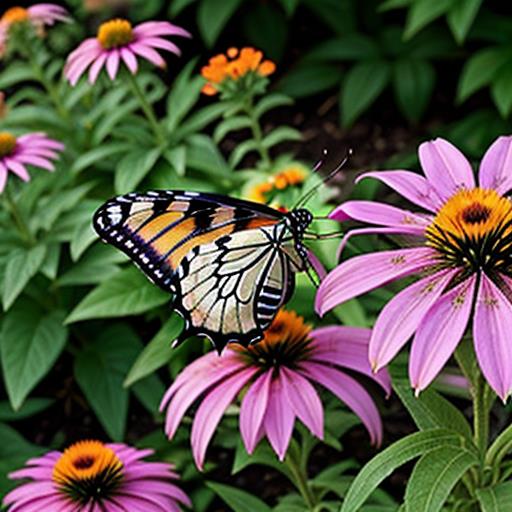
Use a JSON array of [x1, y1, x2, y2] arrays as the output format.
[[93, 190, 283, 293]]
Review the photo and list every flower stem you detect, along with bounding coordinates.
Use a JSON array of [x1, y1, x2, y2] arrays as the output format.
[[244, 97, 271, 171], [284, 450, 316, 510], [3, 187, 36, 245], [125, 71, 167, 147], [473, 372, 490, 479]]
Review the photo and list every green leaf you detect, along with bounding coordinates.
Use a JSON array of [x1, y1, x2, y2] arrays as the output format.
[[114, 147, 162, 194], [186, 134, 232, 178], [131, 373, 165, 414], [486, 422, 512, 468], [278, 0, 298, 16], [164, 145, 186, 176], [491, 65, 512, 117], [169, 0, 198, 16], [404, 0, 454, 40], [393, 59, 435, 122], [0, 398, 53, 421], [404, 446, 478, 512], [305, 35, 380, 61], [446, 0, 483, 44], [213, 116, 252, 143], [124, 315, 184, 386], [0, 62, 35, 88], [2, 245, 46, 310], [70, 220, 97, 262], [393, 378, 473, 441], [66, 266, 169, 323], [262, 126, 302, 149], [457, 47, 512, 103], [197, 0, 244, 47], [254, 93, 294, 119], [340, 429, 463, 512], [0, 302, 67, 410], [341, 61, 390, 127], [74, 324, 141, 440], [228, 140, 260, 168], [178, 102, 228, 137], [477, 482, 512, 512], [71, 143, 133, 174], [207, 482, 272, 512], [278, 63, 343, 98], [39, 243, 60, 280]]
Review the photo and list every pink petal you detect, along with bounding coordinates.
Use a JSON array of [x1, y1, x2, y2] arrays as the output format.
[[307, 249, 327, 280], [89, 52, 108, 83], [316, 247, 438, 316], [106, 50, 120, 80], [129, 42, 166, 67], [299, 361, 383, 446], [418, 138, 475, 201], [280, 367, 324, 439], [65, 47, 102, 86], [133, 21, 191, 39], [473, 273, 512, 401], [5, 159, 30, 181], [138, 37, 181, 55], [369, 268, 458, 372], [191, 367, 257, 470], [240, 371, 272, 454], [355, 170, 442, 212], [309, 326, 391, 394], [15, 154, 54, 171], [263, 372, 296, 460], [330, 200, 429, 229], [0, 163, 9, 192], [121, 48, 138, 74], [479, 135, 512, 194], [410, 275, 476, 394]]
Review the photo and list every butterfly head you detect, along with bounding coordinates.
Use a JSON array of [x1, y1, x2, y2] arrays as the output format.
[[287, 208, 313, 239]]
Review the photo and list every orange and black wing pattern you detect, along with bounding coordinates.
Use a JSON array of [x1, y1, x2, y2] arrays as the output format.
[[92, 190, 283, 294]]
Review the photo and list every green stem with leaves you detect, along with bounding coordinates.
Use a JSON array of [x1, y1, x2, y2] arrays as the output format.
[[243, 96, 271, 171], [285, 446, 316, 510], [125, 71, 167, 147], [3, 187, 35, 245]]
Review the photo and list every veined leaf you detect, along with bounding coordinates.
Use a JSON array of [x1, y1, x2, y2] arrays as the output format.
[[476, 482, 512, 512]]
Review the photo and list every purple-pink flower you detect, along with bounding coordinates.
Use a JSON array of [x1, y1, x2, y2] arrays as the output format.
[[64, 18, 191, 86], [316, 136, 512, 401], [160, 309, 390, 469], [3, 439, 191, 511], [0, 131, 64, 192]]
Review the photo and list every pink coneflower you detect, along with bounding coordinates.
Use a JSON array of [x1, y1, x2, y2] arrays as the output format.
[[64, 18, 191, 86], [160, 309, 390, 469], [3, 440, 191, 511], [316, 136, 512, 401], [0, 131, 64, 192]]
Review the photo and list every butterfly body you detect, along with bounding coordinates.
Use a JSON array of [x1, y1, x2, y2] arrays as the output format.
[[93, 190, 313, 350]]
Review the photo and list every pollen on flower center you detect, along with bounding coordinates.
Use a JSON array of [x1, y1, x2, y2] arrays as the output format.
[[97, 19, 133, 49], [0, 132, 16, 157], [1, 7, 29, 25], [53, 440, 123, 502], [426, 188, 512, 271]]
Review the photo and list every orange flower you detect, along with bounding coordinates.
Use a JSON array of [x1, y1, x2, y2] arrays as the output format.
[[201, 46, 276, 95]]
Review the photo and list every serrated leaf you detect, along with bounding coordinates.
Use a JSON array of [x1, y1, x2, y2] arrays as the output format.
[[262, 126, 302, 149], [491, 65, 512, 117], [404, 0, 454, 40], [124, 315, 184, 386], [446, 0, 483, 44], [213, 116, 252, 143], [66, 266, 169, 323], [197, 0, 244, 47], [393, 59, 435, 122], [207, 482, 272, 512], [404, 446, 478, 512], [341, 60, 390, 127], [2, 245, 46, 310], [476, 482, 512, 512], [114, 147, 162, 194], [340, 429, 463, 512], [0, 302, 67, 410]]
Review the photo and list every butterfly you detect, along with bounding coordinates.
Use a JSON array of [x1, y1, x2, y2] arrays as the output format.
[[93, 190, 318, 351]]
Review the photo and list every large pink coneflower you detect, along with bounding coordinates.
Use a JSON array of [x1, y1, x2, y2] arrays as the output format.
[[0, 131, 64, 192], [160, 309, 390, 469], [316, 136, 512, 401], [3, 440, 191, 511], [64, 18, 191, 86]]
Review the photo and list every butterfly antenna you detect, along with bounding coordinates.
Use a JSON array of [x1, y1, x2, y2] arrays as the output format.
[[293, 148, 353, 210]]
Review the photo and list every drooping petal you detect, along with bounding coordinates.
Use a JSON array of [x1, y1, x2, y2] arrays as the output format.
[[15, 154, 54, 171], [106, 50, 120, 80], [133, 21, 191, 39], [370, 268, 458, 371], [316, 247, 438, 316], [299, 362, 383, 446], [355, 170, 442, 212], [473, 273, 512, 401], [280, 367, 323, 439], [410, 275, 476, 394], [478, 135, 512, 194], [418, 138, 476, 200], [306, 249, 327, 280], [129, 42, 166, 67], [0, 163, 8, 192], [263, 372, 295, 460], [89, 52, 108, 83], [138, 37, 181, 55], [4, 159, 30, 181], [191, 367, 258, 469], [121, 48, 138, 74], [239, 370, 272, 454]]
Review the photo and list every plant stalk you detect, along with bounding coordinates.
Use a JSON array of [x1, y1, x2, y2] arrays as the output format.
[[285, 451, 316, 510], [3, 187, 36, 245], [244, 97, 271, 170]]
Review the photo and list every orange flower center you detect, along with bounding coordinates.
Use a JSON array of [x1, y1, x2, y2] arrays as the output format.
[[1, 7, 29, 25], [53, 440, 123, 502], [97, 19, 133, 49], [426, 188, 512, 272], [0, 132, 16, 157]]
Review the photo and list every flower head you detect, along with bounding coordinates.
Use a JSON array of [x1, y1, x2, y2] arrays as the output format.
[[316, 136, 512, 401], [64, 18, 191, 86], [0, 4, 70, 56], [0, 131, 64, 192], [201, 47, 275, 96], [160, 309, 390, 469], [3, 439, 191, 511]]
